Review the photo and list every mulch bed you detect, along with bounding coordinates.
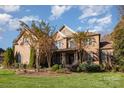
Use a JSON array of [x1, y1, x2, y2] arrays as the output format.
[[16, 69, 73, 77]]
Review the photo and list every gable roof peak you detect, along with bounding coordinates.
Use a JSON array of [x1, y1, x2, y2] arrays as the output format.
[[59, 24, 77, 33]]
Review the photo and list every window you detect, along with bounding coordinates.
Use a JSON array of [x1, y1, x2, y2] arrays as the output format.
[[55, 41, 62, 49], [23, 38, 28, 44], [84, 38, 92, 46], [68, 40, 75, 48]]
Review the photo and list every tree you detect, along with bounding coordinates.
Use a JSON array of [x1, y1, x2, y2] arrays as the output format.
[[112, 16, 124, 67], [19, 20, 55, 71], [73, 31, 88, 63], [3, 48, 14, 68]]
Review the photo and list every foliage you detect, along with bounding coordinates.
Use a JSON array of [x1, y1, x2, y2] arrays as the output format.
[[3, 48, 14, 68], [29, 47, 35, 68], [85, 64, 101, 72], [56, 68, 65, 73], [112, 16, 124, 68], [14, 63, 20, 69], [72, 32, 88, 63], [72, 63, 101, 72], [23, 64, 27, 69], [71, 63, 88, 72], [78, 63, 88, 72], [112, 29, 124, 64], [19, 20, 56, 70], [118, 65, 124, 72], [51, 64, 59, 71]]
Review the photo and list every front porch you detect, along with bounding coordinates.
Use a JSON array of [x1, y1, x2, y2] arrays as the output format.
[[52, 49, 77, 67], [52, 48, 97, 67]]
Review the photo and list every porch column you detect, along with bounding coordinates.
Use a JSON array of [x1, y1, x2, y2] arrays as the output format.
[[74, 51, 78, 64], [62, 52, 66, 67]]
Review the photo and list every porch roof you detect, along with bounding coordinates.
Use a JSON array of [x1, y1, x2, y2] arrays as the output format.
[[100, 41, 113, 50], [53, 48, 77, 52]]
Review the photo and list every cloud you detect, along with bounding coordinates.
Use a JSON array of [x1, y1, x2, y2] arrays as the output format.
[[88, 14, 112, 32], [20, 15, 40, 23], [0, 5, 20, 12], [77, 6, 112, 33], [8, 15, 40, 30], [88, 14, 112, 25], [0, 13, 40, 31], [0, 13, 19, 30], [97, 14, 112, 25], [49, 5, 72, 20], [78, 6, 111, 20], [76, 26, 82, 31], [0, 13, 12, 25], [88, 18, 97, 24], [0, 13, 40, 41]]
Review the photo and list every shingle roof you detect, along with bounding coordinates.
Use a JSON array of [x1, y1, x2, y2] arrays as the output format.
[[100, 41, 113, 49]]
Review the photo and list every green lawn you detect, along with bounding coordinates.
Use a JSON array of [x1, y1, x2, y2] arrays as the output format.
[[0, 69, 124, 88]]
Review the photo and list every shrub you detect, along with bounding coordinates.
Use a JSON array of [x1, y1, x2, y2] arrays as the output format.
[[51, 64, 59, 71], [70, 64, 79, 72], [76, 66, 81, 72], [78, 63, 88, 72], [85, 64, 101, 72], [59, 65, 62, 69], [3, 48, 14, 68], [56, 68, 65, 73], [23, 64, 27, 73], [70, 63, 88, 72], [19, 64, 23, 69], [118, 65, 124, 72], [14, 63, 19, 69], [23, 64, 27, 69]]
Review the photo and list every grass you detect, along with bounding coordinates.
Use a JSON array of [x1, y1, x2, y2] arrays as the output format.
[[0, 69, 124, 88]]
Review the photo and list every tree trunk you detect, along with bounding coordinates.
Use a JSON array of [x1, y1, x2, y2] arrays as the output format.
[[47, 54, 52, 68], [78, 50, 82, 64], [82, 50, 85, 62]]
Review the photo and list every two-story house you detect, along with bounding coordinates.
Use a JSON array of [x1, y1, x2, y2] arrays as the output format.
[[52, 25, 100, 67], [13, 25, 113, 67]]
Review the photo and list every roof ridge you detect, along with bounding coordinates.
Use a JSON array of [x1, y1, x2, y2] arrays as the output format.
[[64, 24, 77, 34]]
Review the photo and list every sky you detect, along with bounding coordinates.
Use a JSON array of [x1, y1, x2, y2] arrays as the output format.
[[0, 5, 120, 49]]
